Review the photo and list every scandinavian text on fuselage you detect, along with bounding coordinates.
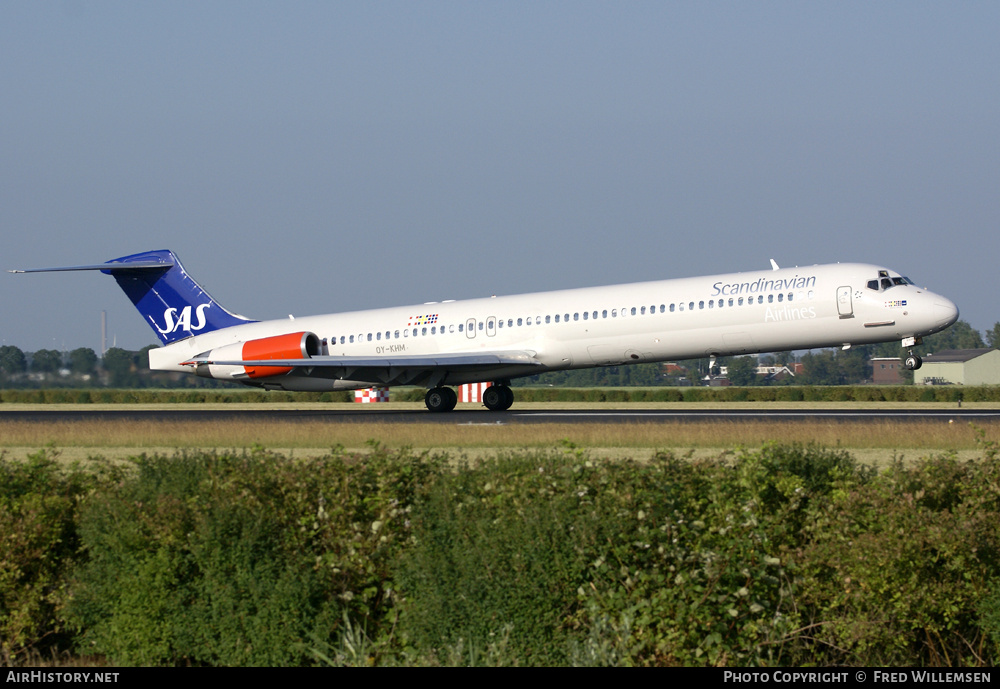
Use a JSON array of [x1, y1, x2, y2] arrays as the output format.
[[711, 275, 818, 297]]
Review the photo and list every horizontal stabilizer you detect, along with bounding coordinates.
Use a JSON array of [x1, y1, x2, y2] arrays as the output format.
[[9, 259, 174, 274]]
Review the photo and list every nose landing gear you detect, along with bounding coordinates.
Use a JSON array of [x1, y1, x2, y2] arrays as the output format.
[[902, 336, 923, 371]]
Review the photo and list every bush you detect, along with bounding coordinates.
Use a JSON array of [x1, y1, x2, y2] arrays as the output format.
[[67, 447, 442, 666], [0, 451, 106, 662], [795, 443, 1000, 666], [396, 451, 612, 665]]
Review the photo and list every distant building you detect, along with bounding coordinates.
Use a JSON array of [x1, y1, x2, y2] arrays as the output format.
[[717, 363, 799, 383], [761, 365, 797, 384], [913, 349, 1000, 385], [871, 357, 905, 384]]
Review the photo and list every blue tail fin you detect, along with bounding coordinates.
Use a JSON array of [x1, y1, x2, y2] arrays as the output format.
[[14, 249, 256, 345], [102, 250, 255, 345]]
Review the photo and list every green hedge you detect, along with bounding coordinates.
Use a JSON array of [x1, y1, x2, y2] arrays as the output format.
[[507, 385, 998, 403], [0, 389, 354, 404], [4, 439, 1000, 665], [3, 385, 997, 404]]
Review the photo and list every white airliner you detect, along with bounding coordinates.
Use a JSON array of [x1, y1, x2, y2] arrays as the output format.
[[13, 250, 958, 412]]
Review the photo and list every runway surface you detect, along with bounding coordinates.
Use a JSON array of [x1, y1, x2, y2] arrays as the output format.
[[2, 407, 998, 424]]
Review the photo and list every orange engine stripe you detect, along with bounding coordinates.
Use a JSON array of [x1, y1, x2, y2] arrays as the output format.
[[241, 331, 308, 378]]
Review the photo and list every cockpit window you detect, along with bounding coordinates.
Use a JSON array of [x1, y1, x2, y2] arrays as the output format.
[[868, 272, 913, 292]]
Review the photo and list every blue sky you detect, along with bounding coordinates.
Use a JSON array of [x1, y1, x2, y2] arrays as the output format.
[[2, 1, 997, 352]]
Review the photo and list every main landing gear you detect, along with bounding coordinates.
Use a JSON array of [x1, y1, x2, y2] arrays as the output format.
[[482, 384, 514, 411], [424, 386, 457, 413], [423, 383, 515, 412]]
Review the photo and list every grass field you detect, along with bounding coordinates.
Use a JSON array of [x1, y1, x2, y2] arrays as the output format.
[[2, 401, 997, 466]]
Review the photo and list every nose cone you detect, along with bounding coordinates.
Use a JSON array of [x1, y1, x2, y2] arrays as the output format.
[[934, 297, 959, 330]]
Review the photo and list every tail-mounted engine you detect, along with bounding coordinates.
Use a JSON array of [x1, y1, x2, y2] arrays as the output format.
[[193, 331, 321, 380]]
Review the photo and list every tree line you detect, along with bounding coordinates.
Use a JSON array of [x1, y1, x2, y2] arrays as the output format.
[[0, 345, 232, 389]]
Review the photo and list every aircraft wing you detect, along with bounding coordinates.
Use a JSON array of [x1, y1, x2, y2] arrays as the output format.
[[182, 350, 544, 387]]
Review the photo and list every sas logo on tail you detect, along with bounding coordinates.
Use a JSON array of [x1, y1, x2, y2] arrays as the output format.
[[152, 304, 212, 335]]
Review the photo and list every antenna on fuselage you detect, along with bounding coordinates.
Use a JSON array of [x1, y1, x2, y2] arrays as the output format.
[[769, 259, 780, 271]]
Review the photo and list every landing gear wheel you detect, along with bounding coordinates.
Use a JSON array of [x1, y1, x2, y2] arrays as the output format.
[[425, 386, 458, 413], [483, 384, 514, 411], [905, 355, 922, 371]]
